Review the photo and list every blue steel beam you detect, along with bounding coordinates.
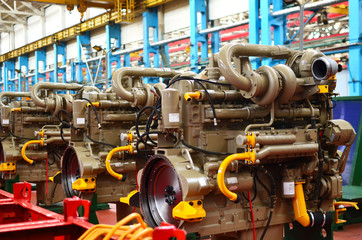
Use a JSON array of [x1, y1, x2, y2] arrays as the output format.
[[348, 0, 362, 96], [54, 42, 66, 83], [249, 0, 261, 68], [210, 20, 220, 54], [18, 55, 28, 92], [106, 23, 121, 84], [77, 32, 91, 84], [190, 0, 208, 72], [4, 60, 15, 92], [35, 48, 46, 85], [143, 7, 160, 83]]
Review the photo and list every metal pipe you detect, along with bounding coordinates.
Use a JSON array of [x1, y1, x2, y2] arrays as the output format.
[[245, 102, 275, 133], [111, 46, 143, 56], [256, 143, 319, 159], [199, 19, 249, 35], [30, 82, 83, 110], [111, 67, 182, 103], [0, 92, 31, 107], [150, 34, 191, 47], [272, 0, 345, 17]]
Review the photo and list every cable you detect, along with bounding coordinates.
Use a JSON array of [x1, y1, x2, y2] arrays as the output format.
[[254, 166, 276, 240], [248, 190, 256, 240], [181, 140, 232, 156], [57, 109, 116, 147], [80, 97, 102, 129], [86, 135, 117, 148]]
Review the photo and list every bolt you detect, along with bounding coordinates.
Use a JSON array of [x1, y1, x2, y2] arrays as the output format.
[[91, 178, 95, 181], [197, 200, 202, 205], [85, 178, 88, 182], [189, 201, 194, 206]]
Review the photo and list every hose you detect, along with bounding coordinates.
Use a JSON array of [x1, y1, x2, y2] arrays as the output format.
[[21, 139, 44, 164], [105, 145, 133, 181]]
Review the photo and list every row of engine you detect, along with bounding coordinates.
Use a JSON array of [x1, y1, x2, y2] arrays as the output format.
[[0, 42, 356, 239]]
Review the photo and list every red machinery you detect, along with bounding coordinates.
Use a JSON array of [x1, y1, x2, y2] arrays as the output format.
[[0, 182, 186, 240], [0, 182, 93, 240]]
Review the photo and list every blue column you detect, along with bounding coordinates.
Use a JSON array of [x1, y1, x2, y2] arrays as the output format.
[[18, 55, 28, 92], [124, 53, 130, 67], [0, 65, 2, 92], [35, 48, 46, 84], [348, 0, 362, 96], [271, 0, 286, 46], [249, 0, 261, 68], [210, 21, 220, 54], [4, 61, 15, 92], [260, 0, 272, 66], [77, 32, 90, 84], [143, 7, 160, 83], [54, 42, 66, 83], [106, 23, 121, 84], [190, 0, 208, 72]]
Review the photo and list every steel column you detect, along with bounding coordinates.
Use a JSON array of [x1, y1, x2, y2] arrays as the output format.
[[124, 53, 130, 67], [143, 7, 160, 83], [77, 32, 91, 84], [17, 55, 28, 92], [348, 0, 362, 96], [54, 42, 66, 84], [35, 48, 46, 85], [106, 23, 121, 87], [210, 20, 220, 54], [190, 0, 208, 72], [261, 0, 272, 66], [249, 0, 261, 68], [4, 60, 15, 92]]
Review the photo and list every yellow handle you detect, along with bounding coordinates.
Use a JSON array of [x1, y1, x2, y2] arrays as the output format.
[[106, 145, 133, 181], [11, 108, 21, 112], [87, 102, 100, 108], [292, 182, 310, 227], [184, 91, 201, 102], [21, 139, 44, 165], [217, 152, 255, 203]]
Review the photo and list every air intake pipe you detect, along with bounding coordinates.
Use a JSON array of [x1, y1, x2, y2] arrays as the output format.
[[112, 67, 190, 107], [0, 92, 31, 107], [30, 83, 99, 115], [216, 43, 338, 104]]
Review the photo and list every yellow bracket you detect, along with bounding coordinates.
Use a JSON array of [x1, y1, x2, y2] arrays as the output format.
[[245, 132, 256, 148], [127, 132, 133, 142], [87, 102, 100, 108], [11, 108, 21, 112], [0, 162, 16, 173], [38, 129, 44, 138], [49, 171, 62, 184], [21, 139, 44, 165], [72, 177, 96, 192], [173, 200, 206, 222], [333, 201, 359, 224], [184, 91, 201, 102], [120, 190, 140, 208], [318, 85, 329, 93]]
